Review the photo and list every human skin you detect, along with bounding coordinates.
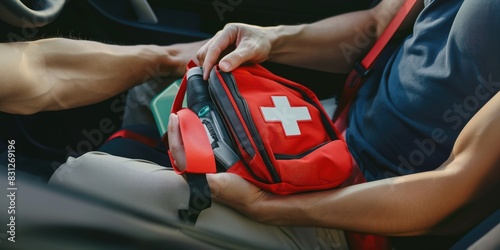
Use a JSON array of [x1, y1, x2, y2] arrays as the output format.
[[0, 38, 206, 114]]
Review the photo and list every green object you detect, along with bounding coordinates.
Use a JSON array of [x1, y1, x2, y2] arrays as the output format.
[[150, 79, 186, 135]]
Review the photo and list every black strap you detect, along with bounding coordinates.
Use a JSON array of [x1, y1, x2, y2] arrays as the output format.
[[178, 174, 212, 224]]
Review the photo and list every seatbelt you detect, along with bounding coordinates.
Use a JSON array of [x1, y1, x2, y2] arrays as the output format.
[[333, 0, 419, 132], [106, 129, 160, 148]]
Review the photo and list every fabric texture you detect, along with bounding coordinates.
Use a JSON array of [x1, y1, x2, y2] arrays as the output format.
[[49, 152, 349, 250]]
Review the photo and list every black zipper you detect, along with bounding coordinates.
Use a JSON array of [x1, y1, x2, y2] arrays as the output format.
[[208, 71, 270, 183], [274, 142, 329, 160], [219, 71, 281, 183], [209, 87, 269, 183], [278, 83, 338, 141], [208, 74, 255, 158]]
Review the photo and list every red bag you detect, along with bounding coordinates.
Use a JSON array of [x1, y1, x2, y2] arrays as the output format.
[[217, 64, 353, 194], [167, 62, 353, 222]]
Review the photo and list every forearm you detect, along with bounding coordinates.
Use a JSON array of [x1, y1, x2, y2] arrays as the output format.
[[267, 11, 378, 73], [267, 0, 409, 73], [42, 38, 165, 108], [0, 38, 204, 114], [258, 165, 468, 236]]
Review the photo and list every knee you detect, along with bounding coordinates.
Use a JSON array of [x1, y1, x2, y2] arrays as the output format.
[[49, 151, 110, 185]]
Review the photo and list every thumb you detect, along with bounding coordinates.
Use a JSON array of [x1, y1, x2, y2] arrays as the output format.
[[206, 173, 235, 198], [218, 60, 234, 72], [218, 41, 257, 72]]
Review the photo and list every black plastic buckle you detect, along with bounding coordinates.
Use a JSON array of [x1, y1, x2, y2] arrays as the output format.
[[348, 62, 372, 88], [353, 61, 371, 78]]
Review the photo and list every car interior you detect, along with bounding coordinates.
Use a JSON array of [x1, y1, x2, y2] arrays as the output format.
[[0, 0, 498, 249], [0, 0, 369, 179]]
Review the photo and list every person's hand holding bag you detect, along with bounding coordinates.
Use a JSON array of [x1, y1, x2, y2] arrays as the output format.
[[167, 113, 272, 221], [196, 23, 276, 79]]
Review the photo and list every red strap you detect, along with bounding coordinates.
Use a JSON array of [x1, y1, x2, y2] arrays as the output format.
[[333, 71, 360, 131], [172, 60, 199, 113], [333, 0, 419, 126], [106, 129, 159, 148], [360, 0, 418, 70], [169, 108, 216, 174]]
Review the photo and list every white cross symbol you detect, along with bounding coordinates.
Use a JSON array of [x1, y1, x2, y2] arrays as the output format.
[[260, 96, 311, 136]]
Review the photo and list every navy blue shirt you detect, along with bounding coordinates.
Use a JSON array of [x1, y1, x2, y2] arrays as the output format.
[[347, 0, 500, 181]]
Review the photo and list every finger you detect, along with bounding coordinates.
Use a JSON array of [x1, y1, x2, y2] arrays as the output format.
[[206, 173, 239, 205], [218, 47, 248, 72], [206, 173, 256, 201], [218, 38, 266, 72], [167, 114, 187, 170], [202, 25, 239, 79], [196, 35, 215, 70]]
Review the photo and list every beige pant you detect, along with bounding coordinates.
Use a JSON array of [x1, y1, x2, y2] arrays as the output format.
[[49, 151, 348, 250]]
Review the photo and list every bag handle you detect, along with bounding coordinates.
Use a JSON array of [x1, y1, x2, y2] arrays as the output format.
[[167, 61, 217, 224], [169, 108, 216, 174], [360, 0, 418, 71], [170, 115, 214, 224], [167, 60, 217, 174]]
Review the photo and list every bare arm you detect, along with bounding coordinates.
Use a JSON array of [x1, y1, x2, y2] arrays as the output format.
[[198, 0, 423, 78], [268, 0, 421, 72], [0, 38, 206, 114]]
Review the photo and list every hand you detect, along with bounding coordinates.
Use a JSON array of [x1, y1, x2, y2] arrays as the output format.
[[207, 173, 271, 220], [159, 40, 208, 78], [196, 23, 275, 79], [167, 114, 271, 220]]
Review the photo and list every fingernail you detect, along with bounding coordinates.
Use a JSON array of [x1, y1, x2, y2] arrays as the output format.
[[219, 61, 231, 71], [169, 114, 177, 124]]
